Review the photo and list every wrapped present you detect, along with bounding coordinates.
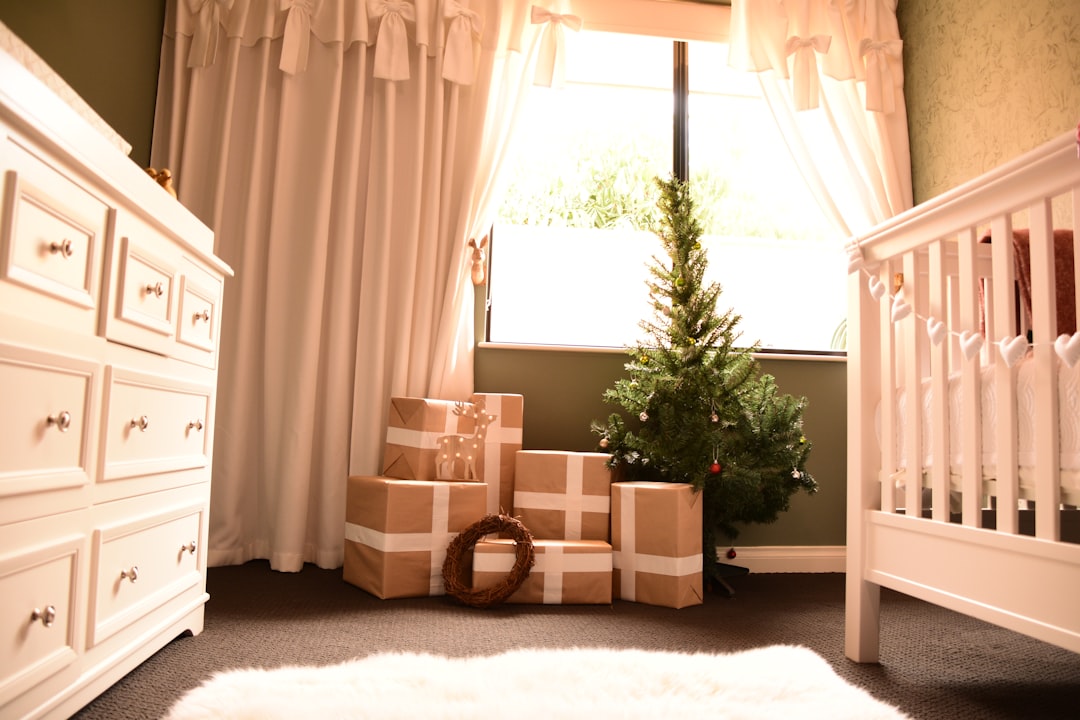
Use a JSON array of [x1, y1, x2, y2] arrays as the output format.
[[611, 481, 703, 609], [472, 538, 612, 604], [382, 397, 482, 482], [343, 475, 486, 599], [469, 393, 524, 515], [512, 451, 612, 541]]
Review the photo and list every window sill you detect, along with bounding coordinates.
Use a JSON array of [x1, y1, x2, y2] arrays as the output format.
[[477, 342, 847, 363]]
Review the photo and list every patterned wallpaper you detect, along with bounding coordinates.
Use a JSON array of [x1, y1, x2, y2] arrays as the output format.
[[898, 0, 1080, 204]]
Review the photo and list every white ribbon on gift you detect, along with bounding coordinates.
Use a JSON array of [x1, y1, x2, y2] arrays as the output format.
[[784, 34, 832, 111], [473, 395, 523, 513], [187, 0, 235, 68], [343, 483, 452, 595], [385, 401, 463, 448], [859, 37, 903, 114], [279, 0, 321, 75], [474, 541, 613, 604], [615, 485, 702, 601], [370, 0, 416, 81], [514, 463, 611, 541], [442, 0, 483, 85], [530, 5, 583, 88]]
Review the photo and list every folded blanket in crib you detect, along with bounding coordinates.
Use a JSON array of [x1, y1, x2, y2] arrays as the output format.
[[981, 229, 1075, 336]]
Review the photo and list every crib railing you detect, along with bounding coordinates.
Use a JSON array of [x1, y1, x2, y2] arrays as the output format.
[[848, 130, 1080, 543]]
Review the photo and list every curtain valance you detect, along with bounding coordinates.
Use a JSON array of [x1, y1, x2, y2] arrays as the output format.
[[728, 0, 903, 113], [170, 0, 557, 82]]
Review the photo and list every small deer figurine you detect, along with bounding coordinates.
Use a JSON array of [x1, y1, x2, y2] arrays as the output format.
[[435, 400, 496, 481]]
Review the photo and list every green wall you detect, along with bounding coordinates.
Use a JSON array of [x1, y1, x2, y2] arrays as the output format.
[[0, 0, 165, 167], [476, 345, 848, 546]]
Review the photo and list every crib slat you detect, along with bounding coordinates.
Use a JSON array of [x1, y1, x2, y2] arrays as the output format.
[[1073, 189, 1080, 323], [1028, 199, 1062, 541], [957, 228, 984, 527], [878, 262, 898, 513], [902, 251, 924, 518], [989, 215, 1020, 534], [927, 240, 950, 522]]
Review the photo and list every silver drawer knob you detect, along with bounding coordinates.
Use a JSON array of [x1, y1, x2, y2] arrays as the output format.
[[194, 309, 210, 322], [49, 239, 74, 258], [181, 540, 197, 555], [120, 566, 139, 583], [130, 415, 150, 432], [47, 411, 72, 432], [187, 419, 204, 432], [31, 605, 57, 627], [145, 281, 164, 298]]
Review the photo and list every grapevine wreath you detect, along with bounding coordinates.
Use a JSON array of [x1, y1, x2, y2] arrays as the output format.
[[442, 514, 535, 608]]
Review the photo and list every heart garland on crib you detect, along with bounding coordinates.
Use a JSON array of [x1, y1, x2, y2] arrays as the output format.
[[1056, 333, 1080, 367], [959, 330, 984, 360], [859, 258, 1080, 368], [890, 290, 912, 322], [846, 244, 864, 274], [926, 317, 947, 346], [998, 335, 1028, 367], [867, 276, 886, 300]]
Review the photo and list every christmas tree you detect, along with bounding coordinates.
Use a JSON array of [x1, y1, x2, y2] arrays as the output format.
[[592, 175, 817, 579]]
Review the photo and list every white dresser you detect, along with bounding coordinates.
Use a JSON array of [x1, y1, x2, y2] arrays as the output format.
[[0, 40, 232, 720]]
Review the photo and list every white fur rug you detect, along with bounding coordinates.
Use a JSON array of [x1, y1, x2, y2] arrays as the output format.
[[163, 645, 909, 720]]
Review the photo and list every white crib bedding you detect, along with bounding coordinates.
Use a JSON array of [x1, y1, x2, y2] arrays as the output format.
[[883, 357, 1080, 505]]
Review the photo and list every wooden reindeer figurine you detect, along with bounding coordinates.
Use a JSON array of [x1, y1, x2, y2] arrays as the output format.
[[468, 236, 488, 286], [435, 400, 496, 481]]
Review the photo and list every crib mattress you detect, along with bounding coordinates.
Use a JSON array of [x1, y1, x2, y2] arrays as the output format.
[[885, 357, 1080, 503]]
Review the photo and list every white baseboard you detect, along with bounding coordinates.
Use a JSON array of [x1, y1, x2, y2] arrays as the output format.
[[718, 545, 846, 573]]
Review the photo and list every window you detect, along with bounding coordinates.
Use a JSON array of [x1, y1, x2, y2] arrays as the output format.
[[488, 28, 846, 353]]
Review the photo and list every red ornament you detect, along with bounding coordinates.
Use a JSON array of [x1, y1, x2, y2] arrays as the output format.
[[726, 547, 737, 559], [709, 461, 721, 475]]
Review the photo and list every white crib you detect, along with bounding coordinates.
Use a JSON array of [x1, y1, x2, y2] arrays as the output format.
[[845, 128, 1080, 662]]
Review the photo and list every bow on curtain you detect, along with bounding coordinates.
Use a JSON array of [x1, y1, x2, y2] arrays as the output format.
[[443, 0, 484, 85], [370, 0, 416, 81], [785, 34, 831, 111], [279, 0, 321, 74], [727, 0, 912, 237], [859, 38, 902, 114], [530, 5, 582, 88], [187, 0, 234, 67]]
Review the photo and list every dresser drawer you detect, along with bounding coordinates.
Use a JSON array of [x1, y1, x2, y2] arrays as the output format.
[[0, 527, 85, 706], [0, 342, 98, 499], [0, 135, 109, 336], [88, 502, 204, 647], [175, 268, 222, 360], [112, 233, 179, 342], [101, 366, 211, 482]]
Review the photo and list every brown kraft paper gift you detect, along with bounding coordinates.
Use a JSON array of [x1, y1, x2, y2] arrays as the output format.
[[472, 538, 613, 604], [469, 393, 524, 515], [343, 475, 486, 599], [512, 451, 612, 541], [611, 481, 703, 609], [382, 397, 474, 481]]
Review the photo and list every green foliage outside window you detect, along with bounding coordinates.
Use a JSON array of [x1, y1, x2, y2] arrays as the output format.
[[497, 132, 832, 243]]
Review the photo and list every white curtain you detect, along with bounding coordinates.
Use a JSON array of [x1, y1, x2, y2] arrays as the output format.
[[152, 0, 572, 571], [727, 0, 912, 237]]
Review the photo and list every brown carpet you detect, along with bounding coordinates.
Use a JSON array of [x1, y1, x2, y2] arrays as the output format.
[[73, 562, 1080, 720]]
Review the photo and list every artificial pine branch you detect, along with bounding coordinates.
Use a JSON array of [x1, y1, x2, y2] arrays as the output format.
[[592, 175, 818, 582]]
